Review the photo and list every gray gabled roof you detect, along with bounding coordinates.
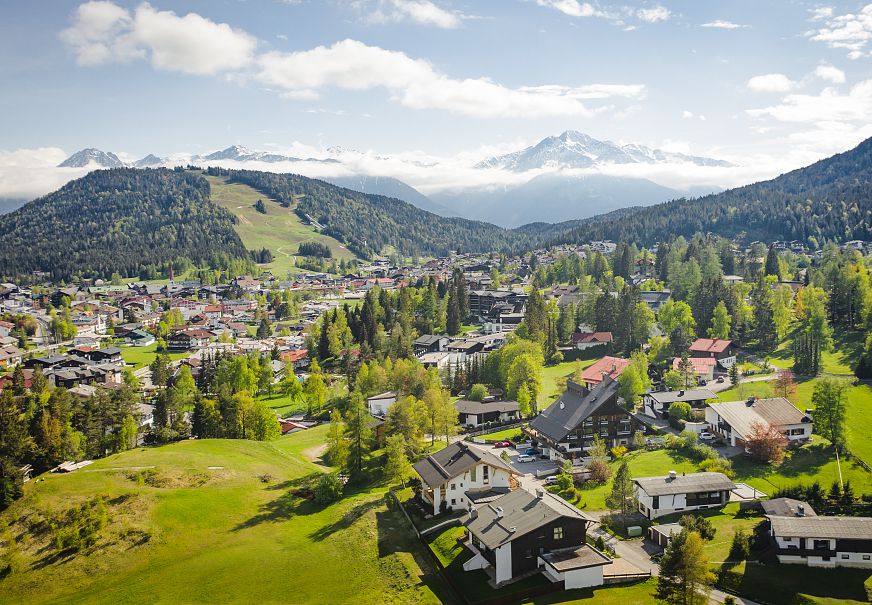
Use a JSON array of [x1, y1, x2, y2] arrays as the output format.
[[708, 397, 811, 437], [454, 399, 520, 415], [769, 515, 872, 540], [412, 442, 519, 488], [648, 389, 716, 404], [633, 472, 735, 497], [528, 377, 620, 443], [761, 498, 817, 518], [464, 488, 595, 550]]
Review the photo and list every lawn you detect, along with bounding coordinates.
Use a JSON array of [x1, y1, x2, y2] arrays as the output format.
[[206, 175, 356, 278], [717, 560, 871, 605], [258, 391, 307, 416], [0, 426, 449, 605], [119, 343, 188, 370], [764, 330, 863, 376], [478, 425, 526, 443], [656, 502, 765, 563]]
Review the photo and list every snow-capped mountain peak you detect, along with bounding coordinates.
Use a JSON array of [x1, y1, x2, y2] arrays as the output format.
[[57, 148, 126, 168], [476, 131, 733, 171]]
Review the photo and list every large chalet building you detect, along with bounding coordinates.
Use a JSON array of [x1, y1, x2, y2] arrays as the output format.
[[524, 377, 639, 465]]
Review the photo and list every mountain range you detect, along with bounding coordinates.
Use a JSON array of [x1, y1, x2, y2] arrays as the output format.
[[50, 132, 732, 226], [7, 135, 872, 280], [476, 130, 733, 171]]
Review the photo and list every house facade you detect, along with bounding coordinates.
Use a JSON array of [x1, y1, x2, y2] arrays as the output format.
[[462, 488, 607, 586], [634, 471, 736, 519], [705, 397, 813, 448], [688, 338, 736, 369], [454, 399, 520, 427], [524, 377, 638, 465], [412, 442, 520, 515], [768, 514, 872, 568]]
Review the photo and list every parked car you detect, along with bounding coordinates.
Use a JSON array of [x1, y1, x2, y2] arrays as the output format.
[[523, 447, 539, 456], [716, 376, 725, 383], [516, 454, 535, 463], [492, 441, 511, 448], [544, 476, 559, 485], [699, 431, 714, 441]]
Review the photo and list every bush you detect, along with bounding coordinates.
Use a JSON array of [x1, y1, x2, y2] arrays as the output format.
[[679, 514, 716, 540], [689, 443, 718, 462], [314, 473, 343, 505], [587, 459, 613, 483], [698, 456, 734, 477], [556, 473, 574, 492], [611, 445, 628, 458], [52, 497, 109, 553]]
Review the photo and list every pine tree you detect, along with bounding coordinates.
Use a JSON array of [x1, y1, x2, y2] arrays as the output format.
[[345, 391, 371, 474], [605, 459, 635, 514]]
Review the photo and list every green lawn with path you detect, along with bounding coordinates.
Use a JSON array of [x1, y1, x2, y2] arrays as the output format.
[[0, 426, 449, 605]]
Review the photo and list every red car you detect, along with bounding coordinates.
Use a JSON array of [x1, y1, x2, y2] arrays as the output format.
[[492, 441, 512, 448]]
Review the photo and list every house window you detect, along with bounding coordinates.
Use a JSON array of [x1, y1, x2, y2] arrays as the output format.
[[451, 498, 456, 505], [863, 555, 870, 561], [483, 466, 489, 484], [841, 554, 849, 559], [470, 467, 477, 482], [451, 483, 456, 490], [525, 549, 533, 559], [553, 527, 564, 540], [652, 496, 659, 509]]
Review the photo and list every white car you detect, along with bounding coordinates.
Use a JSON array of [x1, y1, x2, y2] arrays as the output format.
[[699, 431, 715, 441], [516, 454, 535, 463]]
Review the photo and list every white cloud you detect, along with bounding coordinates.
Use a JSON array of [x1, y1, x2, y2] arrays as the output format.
[[682, 110, 694, 118], [60, 1, 257, 75], [814, 64, 846, 83], [635, 6, 670, 23], [809, 6, 834, 21], [535, 1, 669, 24], [809, 4, 872, 59], [373, 0, 461, 28], [0, 148, 90, 202], [747, 79, 872, 123], [700, 20, 746, 29], [535, 0, 600, 18], [747, 73, 795, 92], [256, 39, 645, 118]]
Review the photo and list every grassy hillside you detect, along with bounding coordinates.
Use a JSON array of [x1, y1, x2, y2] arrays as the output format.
[[205, 175, 356, 277], [0, 427, 447, 605]]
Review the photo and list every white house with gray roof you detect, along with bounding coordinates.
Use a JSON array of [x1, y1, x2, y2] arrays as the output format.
[[412, 442, 520, 515], [705, 397, 812, 448], [767, 512, 872, 568], [634, 471, 736, 519]]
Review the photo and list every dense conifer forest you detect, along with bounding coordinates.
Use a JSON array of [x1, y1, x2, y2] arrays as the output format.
[[0, 168, 248, 281]]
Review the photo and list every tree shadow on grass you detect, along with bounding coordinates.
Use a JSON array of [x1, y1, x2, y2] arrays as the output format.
[[374, 507, 463, 605], [308, 497, 382, 542], [232, 472, 323, 531]]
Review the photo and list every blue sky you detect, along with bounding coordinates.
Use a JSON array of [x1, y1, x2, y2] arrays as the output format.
[[1, 0, 871, 199]]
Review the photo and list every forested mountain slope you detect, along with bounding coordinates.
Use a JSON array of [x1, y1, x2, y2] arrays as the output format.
[[219, 169, 536, 257], [551, 136, 872, 247], [0, 168, 248, 281]]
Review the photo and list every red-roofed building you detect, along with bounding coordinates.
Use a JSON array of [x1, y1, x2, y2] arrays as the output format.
[[571, 331, 613, 351], [582, 356, 630, 386], [672, 356, 716, 383], [688, 338, 735, 369], [280, 348, 310, 370]]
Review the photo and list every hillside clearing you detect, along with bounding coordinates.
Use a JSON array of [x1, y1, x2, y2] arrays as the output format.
[[0, 427, 447, 605]]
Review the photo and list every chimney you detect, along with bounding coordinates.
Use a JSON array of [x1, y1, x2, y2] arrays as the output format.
[[746, 396, 756, 407], [536, 488, 545, 499], [469, 506, 478, 521], [668, 470, 677, 480], [495, 506, 504, 520], [797, 504, 805, 517], [678, 390, 685, 397]]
